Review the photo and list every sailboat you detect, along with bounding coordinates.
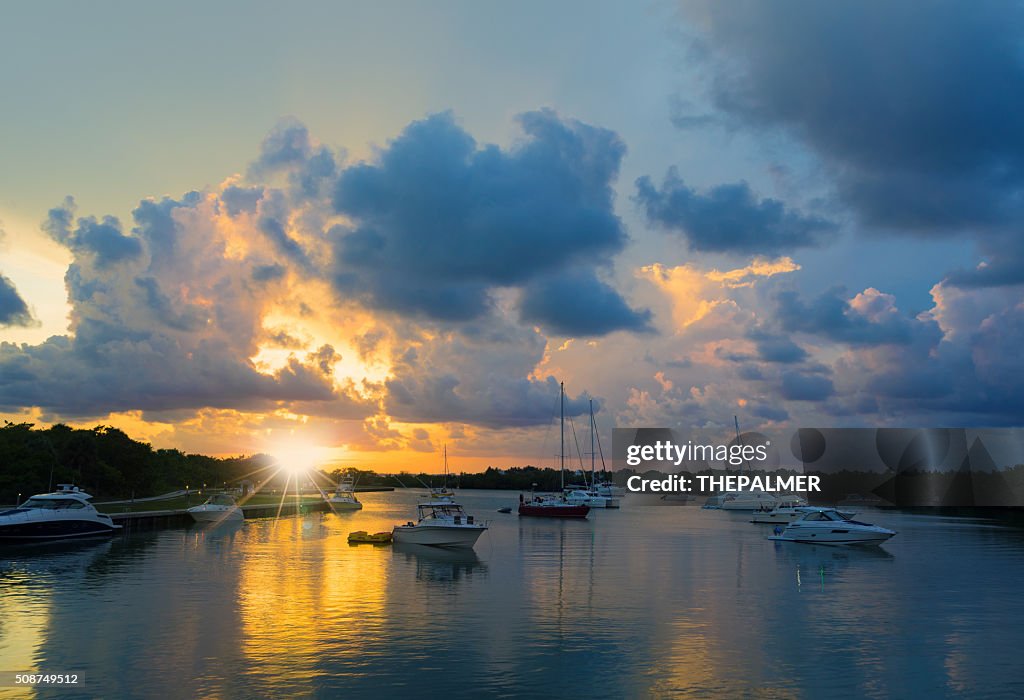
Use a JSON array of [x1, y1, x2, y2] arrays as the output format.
[[518, 382, 590, 518], [428, 445, 456, 502], [564, 399, 620, 508]]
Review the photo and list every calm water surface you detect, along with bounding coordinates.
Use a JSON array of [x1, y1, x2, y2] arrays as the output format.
[[2, 490, 1023, 699]]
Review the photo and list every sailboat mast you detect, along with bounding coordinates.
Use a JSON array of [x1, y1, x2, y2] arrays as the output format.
[[590, 399, 595, 484], [560, 381, 565, 490]]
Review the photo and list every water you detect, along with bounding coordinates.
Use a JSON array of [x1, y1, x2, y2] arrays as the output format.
[[2, 490, 1023, 699]]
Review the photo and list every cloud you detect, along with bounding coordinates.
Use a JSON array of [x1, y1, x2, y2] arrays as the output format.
[[780, 370, 834, 401], [682, 0, 1024, 236], [0, 191, 372, 419], [250, 118, 312, 174], [775, 287, 940, 346], [519, 269, 653, 336], [635, 168, 836, 254], [330, 110, 642, 332], [0, 273, 34, 327], [44, 197, 143, 268]]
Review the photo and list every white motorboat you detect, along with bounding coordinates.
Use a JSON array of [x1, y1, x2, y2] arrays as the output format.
[[187, 494, 244, 523], [750, 497, 820, 523], [392, 501, 487, 548], [327, 475, 363, 510], [721, 490, 781, 511], [564, 486, 620, 509], [0, 485, 122, 541], [767, 508, 896, 545]]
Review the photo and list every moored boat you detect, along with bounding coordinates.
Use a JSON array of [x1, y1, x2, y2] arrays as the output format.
[[327, 475, 363, 510], [0, 485, 122, 541], [393, 501, 487, 548], [767, 508, 896, 545], [187, 493, 244, 523]]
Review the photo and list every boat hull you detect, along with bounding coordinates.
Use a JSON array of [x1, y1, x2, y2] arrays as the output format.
[[769, 526, 896, 545], [0, 518, 120, 541], [392, 524, 486, 548], [327, 500, 363, 511], [518, 503, 590, 518]]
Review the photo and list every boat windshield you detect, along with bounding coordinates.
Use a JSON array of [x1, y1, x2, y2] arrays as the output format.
[[21, 498, 86, 510], [208, 495, 236, 506], [801, 510, 849, 522], [417, 503, 466, 520]]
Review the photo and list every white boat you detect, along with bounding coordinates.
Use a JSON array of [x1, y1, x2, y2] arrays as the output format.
[[561, 399, 621, 508], [564, 485, 620, 509], [594, 481, 626, 498], [752, 503, 853, 524], [327, 475, 363, 510], [720, 490, 781, 511], [393, 501, 487, 548], [767, 508, 896, 545], [0, 485, 122, 541], [187, 494, 244, 523]]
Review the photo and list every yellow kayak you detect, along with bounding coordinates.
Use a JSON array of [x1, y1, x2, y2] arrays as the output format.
[[348, 530, 393, 544]]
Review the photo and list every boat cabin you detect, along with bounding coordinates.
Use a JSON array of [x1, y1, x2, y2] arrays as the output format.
[[413, 502, 476, 525]]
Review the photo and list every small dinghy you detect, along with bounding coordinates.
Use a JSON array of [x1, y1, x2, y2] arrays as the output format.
[[348, 531, 393, 544]]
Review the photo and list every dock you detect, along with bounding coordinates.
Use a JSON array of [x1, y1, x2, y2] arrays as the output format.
[[109, 499, 332, 531]]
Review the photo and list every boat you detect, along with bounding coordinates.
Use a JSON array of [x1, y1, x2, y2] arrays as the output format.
[[327, 474, 363, 510], [562, 400, 621, 508], [564, 487, 617, 509], [751, 503, 853, 524], [392, 501, 487, 548], [348, 530, 392, 544], [425, 446, 454, 499], [496, 506, 512, 514], [767, 508, 897, 545], [0, 485, 122, 541], [721, 490, 781, 511], [187, 493, 244, 523], [518, 382, 590, 519], [701, 492, 731, 509]]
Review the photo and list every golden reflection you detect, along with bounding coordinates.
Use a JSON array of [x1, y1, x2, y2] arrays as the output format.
[[0, 575, 50, 700], [237, 515, 389, 692]]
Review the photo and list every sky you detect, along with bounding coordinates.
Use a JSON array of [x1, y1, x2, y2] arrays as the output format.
[[1, 0, 1022, 472]]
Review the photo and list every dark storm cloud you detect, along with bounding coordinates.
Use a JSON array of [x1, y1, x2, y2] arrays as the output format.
[[330, 110, 648, 333], [518, 269, 653, 336], [44, 198, 142, 268], [0, 273, 33, 327], [635, 168, 836, 254], [775, 288, 940, 346], [685, 0, 1024, 236]]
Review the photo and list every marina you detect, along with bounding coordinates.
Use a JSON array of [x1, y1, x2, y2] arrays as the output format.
[[1, 489, 1022, 698]]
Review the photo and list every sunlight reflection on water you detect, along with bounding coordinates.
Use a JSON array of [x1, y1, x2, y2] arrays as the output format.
[[1, 492, 1023, 698]]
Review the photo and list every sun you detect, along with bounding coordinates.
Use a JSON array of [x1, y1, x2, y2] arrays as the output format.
[[270, 440, 332, 476]]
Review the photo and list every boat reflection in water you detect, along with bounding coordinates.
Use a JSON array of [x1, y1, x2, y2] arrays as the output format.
[[772, 540, 895, 590], [392, 541, 487, 583]]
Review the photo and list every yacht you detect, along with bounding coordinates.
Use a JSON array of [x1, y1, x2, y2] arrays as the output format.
[[565, 485, 619, 509], [327, 475, 363, 510], [392, 501, 487, 548], [0, 485, 121, 541], [187, 494, 244, 523], [721, 490, 781, 511], [767, 508, 896, 545], [752, 503, 853, 524]]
